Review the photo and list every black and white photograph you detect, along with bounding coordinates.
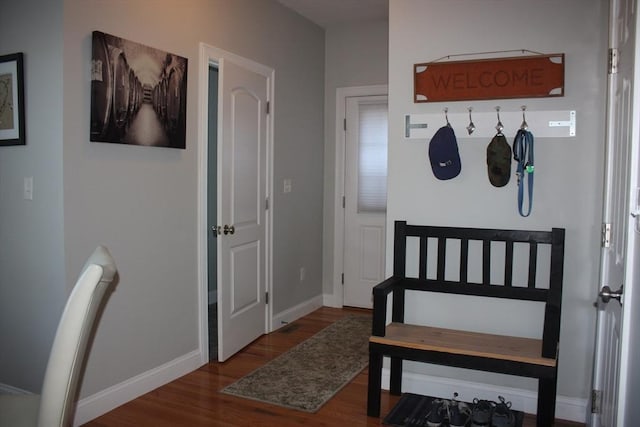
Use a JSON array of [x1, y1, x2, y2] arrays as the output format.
[[90, 31, 187, 149], [0, 52, 26, 146]]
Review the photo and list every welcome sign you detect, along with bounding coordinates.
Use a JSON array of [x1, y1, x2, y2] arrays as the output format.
[[414, 54, 564, 102]]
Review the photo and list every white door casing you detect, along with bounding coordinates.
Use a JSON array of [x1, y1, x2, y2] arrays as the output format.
[[343, 96, 388, 308], [197, 44, 273, 364], [614, 1, 640, 424], [592, 0, 639, 425]]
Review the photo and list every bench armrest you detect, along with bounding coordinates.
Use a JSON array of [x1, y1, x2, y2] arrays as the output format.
[[371, 276, 405, 337], [373, 276, 403, 296]]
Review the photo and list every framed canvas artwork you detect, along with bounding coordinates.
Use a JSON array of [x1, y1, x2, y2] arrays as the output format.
[[90, 31, 188, 149], [0, 52, 26, 146]]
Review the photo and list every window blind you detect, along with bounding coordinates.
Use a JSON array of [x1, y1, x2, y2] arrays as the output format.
[[358, 102, 388, 213]]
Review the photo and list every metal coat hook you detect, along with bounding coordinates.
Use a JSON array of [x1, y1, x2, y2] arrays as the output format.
[[520, 106, 529, 130], [444, 107, 451, 127], [466, 107, 475, 135], [495, 106, 504, 134]]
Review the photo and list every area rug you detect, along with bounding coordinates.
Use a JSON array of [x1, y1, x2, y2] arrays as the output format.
[[221, 315, 371, 412]]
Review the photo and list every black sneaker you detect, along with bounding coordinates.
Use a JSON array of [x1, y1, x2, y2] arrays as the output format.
[[471, 398, 495, 427], [491, 396, 515, 427], [425, 399, 449, 427]]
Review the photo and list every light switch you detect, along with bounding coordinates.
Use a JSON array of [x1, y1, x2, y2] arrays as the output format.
[[24, 177, 33, 200], [283, 179, 292, 193]]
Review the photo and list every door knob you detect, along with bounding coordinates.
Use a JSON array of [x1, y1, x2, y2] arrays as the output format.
[[599, 285, 623, 304], [223, 224, 235, 235], [211, 225, 222, 235]]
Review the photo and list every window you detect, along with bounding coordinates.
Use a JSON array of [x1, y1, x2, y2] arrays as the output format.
[[358, 102, 388, 213]]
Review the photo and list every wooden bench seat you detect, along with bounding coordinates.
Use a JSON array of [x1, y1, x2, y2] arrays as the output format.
[[367, 221, 565, 427], [370, 323, 557, 367]]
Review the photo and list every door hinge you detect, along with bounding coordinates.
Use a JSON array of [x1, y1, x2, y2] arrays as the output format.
[[602, 223, 612, 248], [265, 292, 269, 304], [265, 197, 269, 210], [266, 101, 270, 114], [591, 389, 601, 414], [342, 196, 345, 209], [341, 273, 344, 285], [609, 48, 619, 74], [343, 118, 347, 131]]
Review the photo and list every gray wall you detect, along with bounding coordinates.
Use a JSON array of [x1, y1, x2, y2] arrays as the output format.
[[2, 0, 325, 400], [322, 21, 389, 297], [62, 0, 325, 398], [0, 0, 66, 392], [387, 0, 607, 399]]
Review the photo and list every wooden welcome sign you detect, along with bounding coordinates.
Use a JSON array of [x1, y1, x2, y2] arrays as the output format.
[[414, 54, 564, 102]]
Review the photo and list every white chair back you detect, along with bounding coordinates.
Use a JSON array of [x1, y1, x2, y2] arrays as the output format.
[[37, 246, 117, 427]]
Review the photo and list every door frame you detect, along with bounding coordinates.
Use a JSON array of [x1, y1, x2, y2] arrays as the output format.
[[196, 43, 274, 364], [590, 0, 640, 424], [330, 85, 388, 308]]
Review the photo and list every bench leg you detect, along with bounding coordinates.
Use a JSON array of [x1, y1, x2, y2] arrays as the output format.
[[537, 377, 557, 426], [390, 357, 403, 395], [367, 351, 383, 417]]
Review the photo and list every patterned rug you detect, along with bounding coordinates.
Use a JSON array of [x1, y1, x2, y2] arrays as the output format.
[[221, 315, 371, 412]]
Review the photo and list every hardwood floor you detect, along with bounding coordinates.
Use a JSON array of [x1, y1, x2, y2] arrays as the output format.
[[83, 307, 584, 427]]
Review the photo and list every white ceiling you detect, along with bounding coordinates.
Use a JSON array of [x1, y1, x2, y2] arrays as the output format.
[[276, 0, 388, 28]]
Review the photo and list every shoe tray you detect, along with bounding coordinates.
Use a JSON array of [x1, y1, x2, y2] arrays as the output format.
[[383, 392, 523, 427]]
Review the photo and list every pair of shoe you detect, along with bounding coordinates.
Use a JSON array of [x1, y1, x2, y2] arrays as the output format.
[[425, 394, 472, 427], [471, 396, 516, 427]]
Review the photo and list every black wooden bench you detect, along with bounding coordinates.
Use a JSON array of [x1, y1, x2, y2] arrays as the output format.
[[367, 221, 565, 427]]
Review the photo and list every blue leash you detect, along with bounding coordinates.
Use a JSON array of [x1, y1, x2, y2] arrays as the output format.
[[513, 129, 534, 217]]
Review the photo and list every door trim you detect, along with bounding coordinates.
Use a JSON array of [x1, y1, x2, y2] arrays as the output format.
[[329, 85, 388, 308], [197, 43, 274, 364]]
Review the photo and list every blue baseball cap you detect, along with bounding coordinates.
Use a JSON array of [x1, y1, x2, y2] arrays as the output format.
[[429, 125, 461, 180]]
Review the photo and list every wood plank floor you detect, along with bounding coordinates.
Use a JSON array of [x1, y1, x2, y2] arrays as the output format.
[[83, 307, 584, 427]]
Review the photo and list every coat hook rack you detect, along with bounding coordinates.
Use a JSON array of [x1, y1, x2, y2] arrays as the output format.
[[404, 108, 576, 139], [495, 106, 504, 134], [466, 107, 475, 135], [520, 106, 529, 130]]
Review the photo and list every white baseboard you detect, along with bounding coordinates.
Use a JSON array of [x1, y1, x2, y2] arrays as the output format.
[[74, 350, 203, 426], [382, 368, 588, 423], [74, 295, 324, 425], [272, 295, 323, 331], [0, 383, 31, 395]]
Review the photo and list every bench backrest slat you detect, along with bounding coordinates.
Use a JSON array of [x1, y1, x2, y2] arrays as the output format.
[[460, 238, 469, 283], [482, 240, 491, 285], [528, 243, 539, 288], [419, 237, 428, 280], [505, 240, 514, 287], [437, 237, 447, 282]]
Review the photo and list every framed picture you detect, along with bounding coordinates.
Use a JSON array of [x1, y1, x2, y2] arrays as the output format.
[[90, 31, 188, 149], [0, 53, 26, 146]]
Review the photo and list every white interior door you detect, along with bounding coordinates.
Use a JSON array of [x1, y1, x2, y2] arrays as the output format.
[[343, 96, 388, 308], [592, 0, 640, 424], [217, 55, 271, 362]]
